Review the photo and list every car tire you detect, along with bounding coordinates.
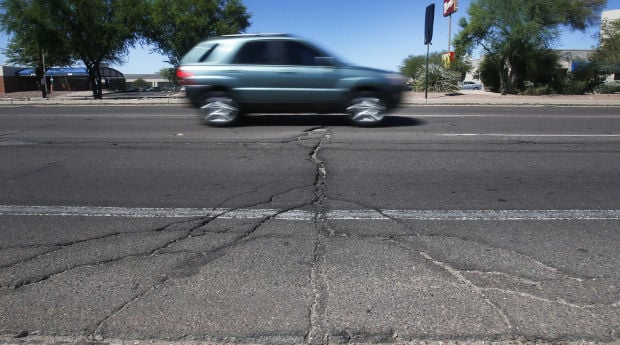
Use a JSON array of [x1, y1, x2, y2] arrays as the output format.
[[199, 92, 240, 127], [346, 91, 387, 127]]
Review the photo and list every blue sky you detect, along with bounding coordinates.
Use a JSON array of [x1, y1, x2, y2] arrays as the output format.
[[1, 0, 619, 74]]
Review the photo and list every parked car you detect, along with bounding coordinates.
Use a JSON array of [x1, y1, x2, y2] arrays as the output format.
[[176, 34, 406, 126], [461, 81, 483, 90]]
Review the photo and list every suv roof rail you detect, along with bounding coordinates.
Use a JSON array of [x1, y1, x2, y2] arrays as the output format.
[[219, 33, 291, 38]]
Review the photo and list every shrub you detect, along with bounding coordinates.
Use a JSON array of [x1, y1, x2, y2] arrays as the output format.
[[596, 81, 620, 94], [413, 64, 461, 93]]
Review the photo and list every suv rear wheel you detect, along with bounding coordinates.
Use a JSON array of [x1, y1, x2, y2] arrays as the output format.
[[199, 92, 240, 127], [346, 91, 387, 126]]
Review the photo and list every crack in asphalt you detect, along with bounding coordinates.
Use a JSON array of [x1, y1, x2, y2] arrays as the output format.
[[90, 204, 312, 339], [350, 211, 523, 337], [414, 233, 605, 281], [2, 162, 59, 183], [92, 128, 333, 340], [415, 249, 515, 331], [3, 125, 617, 343], [0, 215, 208, 288], [0, 123, 62, 138], [309, 196, 617, 340], [304, 127, 332, 345], [326, 197, 608, 281], [1, 216, 198, 264], [1, 139, 321, 289], [482, 287, 614, 324]]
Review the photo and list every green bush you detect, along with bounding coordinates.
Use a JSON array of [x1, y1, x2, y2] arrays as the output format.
[[132, 78, 150, 90], [519, 85, 553, 95], [596, 81, 620, 94], [413, 64, 461, 93]]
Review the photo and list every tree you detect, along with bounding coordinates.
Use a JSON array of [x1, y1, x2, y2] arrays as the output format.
[[400, 53, 442, 80], [0, 0, 147, 99], [0, 0, 73, 97], [479, 48, 562, 93], [132, 78, 150, 89], [454, 0, 606, 94], [558, 18, 620, 95], [159, 67, 176, 85], [142, 0, 251, 67], [46, 0, 148, 99]]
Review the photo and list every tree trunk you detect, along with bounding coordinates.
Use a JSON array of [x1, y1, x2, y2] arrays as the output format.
[[87, 62, 103, 99], [38, 50, 47, 98], [499, 57, 510, 95], [500, 68, 509, 95]]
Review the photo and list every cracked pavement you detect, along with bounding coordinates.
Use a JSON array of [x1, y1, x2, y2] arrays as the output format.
[[0, 106, 619, 344]]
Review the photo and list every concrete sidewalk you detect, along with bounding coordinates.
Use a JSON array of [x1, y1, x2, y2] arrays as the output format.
[[406, 90, 620, 106], [1, 90, 620, 106], [0, 91, 188, 106]]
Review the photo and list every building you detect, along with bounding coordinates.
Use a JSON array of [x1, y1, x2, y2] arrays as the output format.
[[0, 64, 126, 94], [557, 49, 593, 75], [0, 65, 28, 94], [124, 73, 174, 90], [602, 9, 620, 24]]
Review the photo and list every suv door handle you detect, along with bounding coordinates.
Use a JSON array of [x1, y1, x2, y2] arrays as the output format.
[[279, 71, 297, 75], [225, 70, 242, 74]]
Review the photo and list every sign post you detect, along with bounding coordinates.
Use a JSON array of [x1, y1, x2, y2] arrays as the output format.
[[424, 4, 435, 100], [443, 0, 458, 57]]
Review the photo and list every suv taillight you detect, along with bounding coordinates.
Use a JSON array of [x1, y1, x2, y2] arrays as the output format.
[[176, 68, 194, 85]]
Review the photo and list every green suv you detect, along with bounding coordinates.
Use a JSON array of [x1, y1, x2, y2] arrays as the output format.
[[176, 34, 405, 126]]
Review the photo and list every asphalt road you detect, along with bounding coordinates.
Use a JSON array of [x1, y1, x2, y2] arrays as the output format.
[[0, 105, 619, 344]]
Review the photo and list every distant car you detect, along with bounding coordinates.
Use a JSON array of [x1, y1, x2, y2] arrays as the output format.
[[461, 81, 483, 90], [176, 34, 406, 126]]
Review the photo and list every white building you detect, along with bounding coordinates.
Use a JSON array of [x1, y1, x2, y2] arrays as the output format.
[[601, 9, 620, 81], [602, 9, 620, 24]]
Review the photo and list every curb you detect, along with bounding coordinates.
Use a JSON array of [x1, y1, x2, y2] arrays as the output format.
[[401, 93, 620, 106], [0, 97, 189, 106], [403, 99, 620, 106], [1, 94, 620, 107]]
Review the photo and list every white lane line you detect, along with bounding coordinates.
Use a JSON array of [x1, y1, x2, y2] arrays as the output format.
[[1, 205, 619, 220], [439, 133, 620, 137], [404, 114, 620, 118]]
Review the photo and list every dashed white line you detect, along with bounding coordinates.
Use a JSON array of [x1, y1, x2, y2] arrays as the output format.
[[439, 133, 620, 137], [1, 205, 619, 220]]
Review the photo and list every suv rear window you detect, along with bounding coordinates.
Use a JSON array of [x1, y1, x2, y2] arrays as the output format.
[[180, 43, 218, 64]]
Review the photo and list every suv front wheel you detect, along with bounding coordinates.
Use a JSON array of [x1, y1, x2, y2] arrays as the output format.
[[346, 91, 387, 126], [199, 92, 240, 127]]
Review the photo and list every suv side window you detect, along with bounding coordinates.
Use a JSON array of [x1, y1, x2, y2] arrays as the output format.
[[285, 41, 325, 66], [233, 40, 287, 65], [233, 41, 270, 64], [232, 40, 328, 66]]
